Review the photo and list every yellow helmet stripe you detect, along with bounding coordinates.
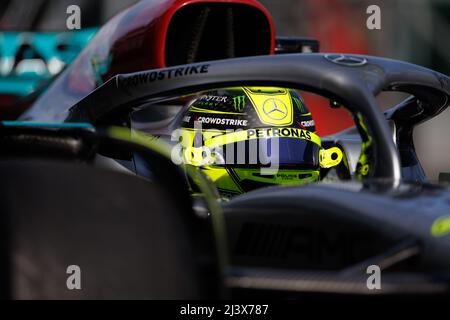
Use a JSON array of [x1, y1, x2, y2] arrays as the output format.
[[189, 106, 245, 115], [180, 127, 321, 148]]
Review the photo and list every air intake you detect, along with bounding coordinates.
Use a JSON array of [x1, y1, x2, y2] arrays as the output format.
[[165, 3, 272, 66]]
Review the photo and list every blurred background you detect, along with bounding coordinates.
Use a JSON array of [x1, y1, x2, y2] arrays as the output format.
[[1, 0, 449, 180], [258, 0, 450, 181], [0, 0, 137, 117], [0, 0, 136, 30]]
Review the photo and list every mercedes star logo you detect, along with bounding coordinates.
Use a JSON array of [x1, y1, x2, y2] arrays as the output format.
[[324, 54, 368, 67], [263, 98, 288, 120]]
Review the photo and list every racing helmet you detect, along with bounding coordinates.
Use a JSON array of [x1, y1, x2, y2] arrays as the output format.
[[176, 87, 343, 196]]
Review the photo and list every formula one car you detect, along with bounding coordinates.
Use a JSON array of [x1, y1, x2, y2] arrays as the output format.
[[1, 51, 450, 300], [1, 0, 450, 301]]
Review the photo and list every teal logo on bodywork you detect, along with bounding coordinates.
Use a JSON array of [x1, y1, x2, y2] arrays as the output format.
[[0, 28, 97, 96]]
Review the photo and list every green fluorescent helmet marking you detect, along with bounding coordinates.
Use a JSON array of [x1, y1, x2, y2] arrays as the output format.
[[431, 215, 450, 237], [189, 106, 245, 115], [293, 96, 305, 113], [232, 95, 246, 112]]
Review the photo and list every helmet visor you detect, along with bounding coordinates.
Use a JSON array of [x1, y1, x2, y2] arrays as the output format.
[[215, 137, 320, 169]]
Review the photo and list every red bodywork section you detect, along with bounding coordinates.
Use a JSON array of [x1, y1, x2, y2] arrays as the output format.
[[68, 0, 275, 94], [114, 0, 275, 72], [27, 0, 275, 119], [26, 0, 354, 136]]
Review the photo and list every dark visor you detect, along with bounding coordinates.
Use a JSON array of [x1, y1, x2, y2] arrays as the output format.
[[215, 137, 320, 168]]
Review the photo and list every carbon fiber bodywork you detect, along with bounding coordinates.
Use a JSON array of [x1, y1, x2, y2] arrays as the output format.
[[7, 53, 450, 297]]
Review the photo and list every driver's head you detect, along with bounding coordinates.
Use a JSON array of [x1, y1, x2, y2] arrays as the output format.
[[177, 87, 342, 197]]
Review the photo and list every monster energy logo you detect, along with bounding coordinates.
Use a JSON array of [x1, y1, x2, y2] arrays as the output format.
[[233, 95, 246, 112]]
